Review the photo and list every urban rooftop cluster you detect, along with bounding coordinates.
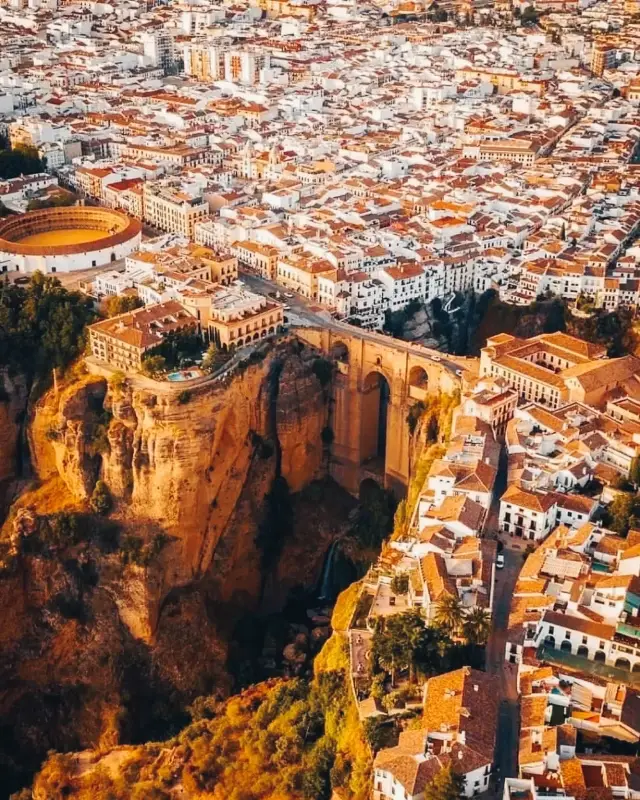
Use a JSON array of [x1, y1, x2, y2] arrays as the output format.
[[4, 0, 640, 799]]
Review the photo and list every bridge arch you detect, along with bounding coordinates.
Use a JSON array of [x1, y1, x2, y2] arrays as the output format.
[[360, 370, 391, 470], [330, 340, 350, 363], [292, 325, 467, 495], [408, 365, 429, 401]]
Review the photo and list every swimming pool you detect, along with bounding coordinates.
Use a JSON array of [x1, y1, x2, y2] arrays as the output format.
[[167, 370, 200, 382]]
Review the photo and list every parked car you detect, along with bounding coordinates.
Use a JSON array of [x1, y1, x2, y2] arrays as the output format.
[[496, 554, 505, 569], [284, 292, 294, 298]]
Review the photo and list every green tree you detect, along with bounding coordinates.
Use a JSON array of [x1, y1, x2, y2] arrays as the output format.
[[521, 4, 539, 23], [607, 492, 640, 536], [301, 735, 335, 800], [370, 672, 386, 702], [103, 294, 143, 318], [27, 193, 76, 211], [383, 299, 422, 338], [393, 499, 408, 537], [424, 765, 465, 800], [144, 329, 201, 370], [435, 594, 464, 636], [202, 341, 219, 371], [0, 142, 44, 180], [142, 355, 166, 377], [362, 717, 390, 752], [391, 574, 409, 596], [462, 608, 491, 650], [110, 370, 126, 391], [0, 271, 94, 380], [407, 400, 426, 434], [372, 610, 426, 685], [630, 457, 640, 488]]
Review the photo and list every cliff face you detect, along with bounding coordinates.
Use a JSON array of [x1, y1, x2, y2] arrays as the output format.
[[0, 369, 29, 487], [26, 344, 329, 634], [0, 341, 340, 798]]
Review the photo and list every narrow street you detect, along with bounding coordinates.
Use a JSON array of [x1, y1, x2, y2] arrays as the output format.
[[485, 446, 522, 795], [486, 545, 521, 793]]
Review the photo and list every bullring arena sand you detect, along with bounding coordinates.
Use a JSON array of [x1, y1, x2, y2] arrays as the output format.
[[17, 229, 109, 246]]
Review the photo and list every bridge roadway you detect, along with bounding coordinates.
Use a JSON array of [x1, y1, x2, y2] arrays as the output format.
[[240, 270, 479, 379]]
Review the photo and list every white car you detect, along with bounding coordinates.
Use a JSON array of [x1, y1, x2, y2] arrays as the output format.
[[496, 554, 505, 569], [284, 293, 294, 298]]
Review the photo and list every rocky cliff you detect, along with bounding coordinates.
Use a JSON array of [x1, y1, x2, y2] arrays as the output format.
[[0, 369, 29, 487], [0, 340, 343, 798], [26, 342, 329, 633]]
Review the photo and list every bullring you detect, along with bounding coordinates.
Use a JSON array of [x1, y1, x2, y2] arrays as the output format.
[[0, 206, 142, 274]]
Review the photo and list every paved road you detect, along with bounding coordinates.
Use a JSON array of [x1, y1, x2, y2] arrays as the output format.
[[480, 441, 521, 795], [486, 544, 521, 792]]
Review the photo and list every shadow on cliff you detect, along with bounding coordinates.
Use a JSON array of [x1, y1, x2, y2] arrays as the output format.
[[0, 339, 362, 797]]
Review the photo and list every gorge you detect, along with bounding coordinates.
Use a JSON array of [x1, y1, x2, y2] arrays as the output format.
[[0, 337, 358, 796], [0, 307, 465, 799]]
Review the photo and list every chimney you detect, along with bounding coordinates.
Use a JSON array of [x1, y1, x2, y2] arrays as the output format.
[[458, 751, 464, 760], [473, 684, 479, 692]]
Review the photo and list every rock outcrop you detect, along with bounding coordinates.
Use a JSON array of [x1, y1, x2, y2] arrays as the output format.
[[0, 341, 343, 797], [0, 369, 29, 486], [24, 343, 330, 634]]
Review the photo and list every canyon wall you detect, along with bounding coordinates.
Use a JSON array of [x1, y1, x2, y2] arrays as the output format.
[[0, 341, 338, 797], [0, 369, 28, 486], [25, 342, 329, 629]]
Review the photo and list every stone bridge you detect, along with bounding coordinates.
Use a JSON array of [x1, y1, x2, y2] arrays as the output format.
[[294, 325, 478, 495]]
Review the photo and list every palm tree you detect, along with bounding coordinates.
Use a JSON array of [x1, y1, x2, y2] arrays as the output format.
[[435, 594, 464, 636], [462, 608, 491, 649]]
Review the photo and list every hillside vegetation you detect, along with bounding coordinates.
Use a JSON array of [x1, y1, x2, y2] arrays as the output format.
[[0, 273, 94, 382], [31, 635, 371, 800]]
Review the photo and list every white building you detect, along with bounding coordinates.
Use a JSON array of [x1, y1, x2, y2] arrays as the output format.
[[499, 485, 558, 541]]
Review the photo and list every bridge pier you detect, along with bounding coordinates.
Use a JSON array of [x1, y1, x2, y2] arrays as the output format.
[[294, 325, 466, 497]]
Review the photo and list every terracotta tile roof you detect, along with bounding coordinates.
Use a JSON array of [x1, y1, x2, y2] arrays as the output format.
[[542, 610, 616, 641], [501, 484, 557, 513], [521, 694, 548, 728], [423, 667, 499, 762], [424, 494, 486, 533], [374, 751, 442, 795], [420, 552, 456, 601], [89, 300, 196, 352]]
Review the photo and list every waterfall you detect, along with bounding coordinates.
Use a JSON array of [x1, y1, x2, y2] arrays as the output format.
[[318, 540, 339, 602]]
